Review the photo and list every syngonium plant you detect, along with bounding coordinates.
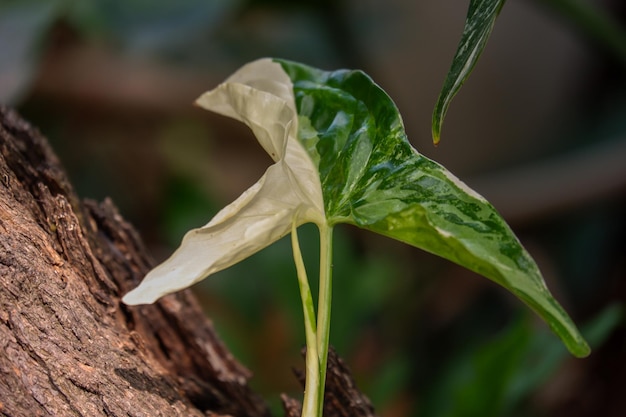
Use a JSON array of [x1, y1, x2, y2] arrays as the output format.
[[123, 58, 590, 417]]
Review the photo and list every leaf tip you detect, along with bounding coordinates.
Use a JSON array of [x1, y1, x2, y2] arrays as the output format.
[[431, 116, 442, 146], [571, 340, 592, 358], [121, 282, 165, 306], [560, 325, 591, 358]]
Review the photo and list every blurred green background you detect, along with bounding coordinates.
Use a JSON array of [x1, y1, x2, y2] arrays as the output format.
[[2, 0, 625, 416]]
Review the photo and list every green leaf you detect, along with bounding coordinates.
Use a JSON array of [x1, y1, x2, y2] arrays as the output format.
[[432, 0, 506, 144], [124, 57, 588, 358], [422, 305, 622, 417], [420, 315, 533, 417], [276, 59, 589, 357]]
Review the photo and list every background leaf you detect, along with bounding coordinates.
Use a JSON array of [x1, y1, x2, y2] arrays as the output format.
[[536, 0, 626, 67], [0, 0, 61, 104], [277, 58, 590, 358], [420, 304, 622, 417], [431, 0, 506, 144]]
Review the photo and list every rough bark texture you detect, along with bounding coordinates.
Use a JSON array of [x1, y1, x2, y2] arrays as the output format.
[[282, 348, 378, 417], [0, 106, 378, 417], [0, 106, 268, 416]]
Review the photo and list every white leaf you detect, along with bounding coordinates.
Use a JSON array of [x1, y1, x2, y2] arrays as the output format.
[[123, 59, 324, 305]]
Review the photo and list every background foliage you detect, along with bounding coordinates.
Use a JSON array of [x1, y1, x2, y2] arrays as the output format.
[[2, 0, 625, 416]]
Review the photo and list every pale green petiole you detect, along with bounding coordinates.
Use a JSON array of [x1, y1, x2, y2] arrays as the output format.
[[291, 219, 334, 417], [315, 224, 333, 416], [291, 219, 320, 417]]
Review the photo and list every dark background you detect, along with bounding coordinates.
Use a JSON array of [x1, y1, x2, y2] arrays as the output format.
[[2, 0, 625, 416]]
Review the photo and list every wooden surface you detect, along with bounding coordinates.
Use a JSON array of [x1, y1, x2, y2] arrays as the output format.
[[0, 106, 377, 417], [0, 106, 268, 416]]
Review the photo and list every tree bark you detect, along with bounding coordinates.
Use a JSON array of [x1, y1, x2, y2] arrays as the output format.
[[283, 348, 377, 417], [0, 105, 268, 417], [0, 106, 378, 417]]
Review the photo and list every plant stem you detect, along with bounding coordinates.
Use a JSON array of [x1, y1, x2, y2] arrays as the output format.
[[291, 221, 320, 417], [315, 224, 334, 416]]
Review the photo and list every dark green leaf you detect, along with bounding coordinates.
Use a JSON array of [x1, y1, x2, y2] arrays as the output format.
[[432, 0, 506, 144], [277, 58, 590, 358]]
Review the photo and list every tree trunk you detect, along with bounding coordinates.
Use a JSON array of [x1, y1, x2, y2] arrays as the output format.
[[0, 106, 377, 417]]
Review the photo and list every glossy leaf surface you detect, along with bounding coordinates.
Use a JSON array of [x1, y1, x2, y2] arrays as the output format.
[[124, 57, 588, 358], [277, 59, 589, 357], [432, 0, 507, 144]]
